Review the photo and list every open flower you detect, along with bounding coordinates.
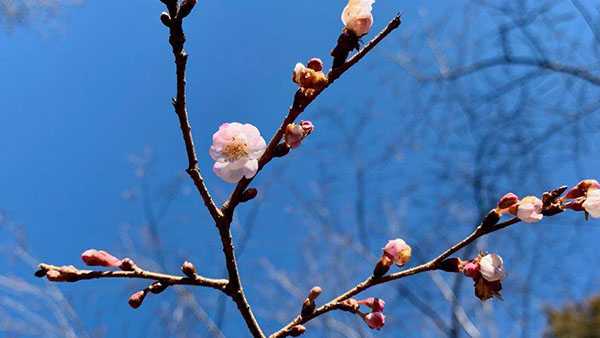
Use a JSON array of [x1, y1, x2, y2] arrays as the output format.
[[383, 238, 412, 266], [479, 253, 505, 282], [515, 196, 543, 223], [341, 0, 375, 36], [210, 123, 266, 183], [583, 188, 600, 218]]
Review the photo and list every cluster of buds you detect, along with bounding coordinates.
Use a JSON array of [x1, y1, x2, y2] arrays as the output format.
[[284, 121, 314, 149], [357, 297, 386, 329], [564, 179, 600, 218], [292, 58, 328, 94], [495, 193, 544, 223], [459, 253, 506, 301], [373, 238, 412, 277]]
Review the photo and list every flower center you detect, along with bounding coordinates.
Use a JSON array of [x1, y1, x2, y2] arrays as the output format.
[[222, 138, 249, 161]]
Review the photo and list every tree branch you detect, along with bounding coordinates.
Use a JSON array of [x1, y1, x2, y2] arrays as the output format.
[[35, 263, 228, 291], [221, 15, 403, 217], [163, 0, 222, 222], [423, 56, 600, 86], [268, 189, 564, 337]]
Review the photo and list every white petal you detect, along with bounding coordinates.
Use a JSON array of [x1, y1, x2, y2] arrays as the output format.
[[242, 159, 259, 179]]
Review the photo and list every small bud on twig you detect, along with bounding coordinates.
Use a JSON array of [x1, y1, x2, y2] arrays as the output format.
[[240, 188, 258, 203], [128, 290, 146, 309], [119, 258, 137, 271], [178, 0, 197, 19], [181, 261, 197, 278], [148, 281, 168, 294], [301, 286, 322, 316], [289, 325, 306, 337], [81, 249, 121, 267], [160, 12, 172, 27]]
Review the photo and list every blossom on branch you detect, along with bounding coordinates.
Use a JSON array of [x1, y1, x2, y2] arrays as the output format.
[[292, 59, 328, 92], [210, 123, 266, 183], [479, 253, 505, 282], [459, 253, 506, 301], [383, 238, 412, 266], [284, 120, 314, 149], [341, 0, 375, 36], [515, 196, 543, 223]]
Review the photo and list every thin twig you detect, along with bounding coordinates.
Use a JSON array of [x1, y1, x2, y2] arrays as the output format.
[[36, 263, 228, 291], [163, 0, 222, 221]]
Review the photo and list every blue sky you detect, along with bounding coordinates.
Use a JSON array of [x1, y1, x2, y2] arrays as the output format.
[[1, 1, 600, 337]]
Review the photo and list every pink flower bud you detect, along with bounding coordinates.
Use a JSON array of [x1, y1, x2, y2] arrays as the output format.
[[357, 297, 385, 312], [497, 192, 519, 210], [462, 261, 480, 279], [81, 249, 121, 267], [364, 311, 385, 330], [284, 124, 304, 149], [306, 58, 324, 72], [128, 290, 146, 309], [383, 238, 412, 266], [300, 120, 314, 135], [515, 196, 543, 223]]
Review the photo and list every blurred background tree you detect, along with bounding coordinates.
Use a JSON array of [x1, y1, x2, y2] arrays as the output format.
[[544, 294, 600, 338]]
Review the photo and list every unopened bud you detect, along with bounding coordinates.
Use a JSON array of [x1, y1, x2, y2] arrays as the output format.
[[181, 261, 197, 277], [128, 290, 146, 309], [497, 193, 519, 209], [160, 12, 171, 27], [289, 325, 306, 337], [307, 286, 322, 301], [119, 258, 137, 271], [306, 58, 324, 72], [178, 0, 197, 18], [240, 188, 258, 202], [34, 266, 47, 278], [81, 249, 122, 267], [148, 281, 168, 294]]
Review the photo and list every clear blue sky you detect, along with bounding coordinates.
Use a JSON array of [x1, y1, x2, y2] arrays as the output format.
[[1, 1, 599, 337]]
